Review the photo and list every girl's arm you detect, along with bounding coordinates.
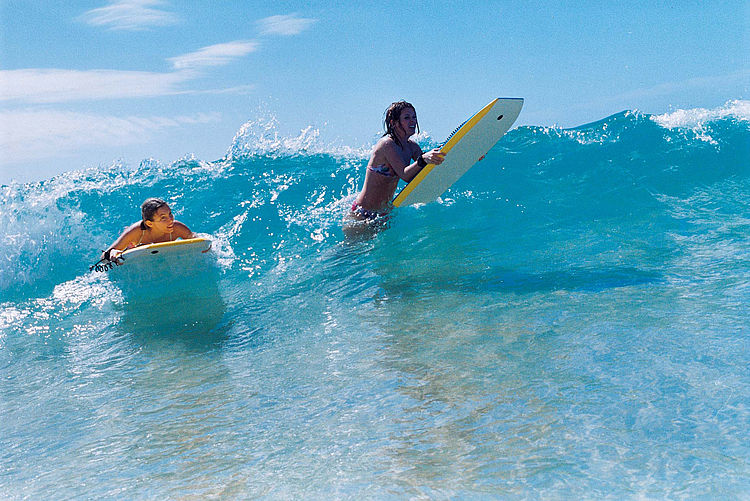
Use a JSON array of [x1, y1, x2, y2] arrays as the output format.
[[101, 223, 140, 260], [386, 142, 446, 182]]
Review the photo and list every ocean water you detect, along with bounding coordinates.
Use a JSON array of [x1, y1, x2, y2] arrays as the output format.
[[1, 101, 749, 499]]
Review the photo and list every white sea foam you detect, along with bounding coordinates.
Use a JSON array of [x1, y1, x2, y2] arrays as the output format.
[[227, 112, 370, 161], [650, 100, 749, 145], [652, 100, 750, 129]]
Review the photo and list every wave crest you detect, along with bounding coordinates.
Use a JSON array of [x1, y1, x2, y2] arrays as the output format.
[[227, 113, 368, 161], [653, 100, 750, 129]]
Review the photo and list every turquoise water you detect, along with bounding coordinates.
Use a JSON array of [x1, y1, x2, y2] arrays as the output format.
[[1, 102, 749, 498]]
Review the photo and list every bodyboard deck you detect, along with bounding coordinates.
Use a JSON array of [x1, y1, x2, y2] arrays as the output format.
[[393, 98, 523, 207], [118, 237, 212, 264], [110, 237, 214, 290]]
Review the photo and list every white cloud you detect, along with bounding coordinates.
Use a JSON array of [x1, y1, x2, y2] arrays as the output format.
[[79, 0, 179, 31], [257, 14, 316, 36], [169, 41, 259, 70], [0, 69, 188, 104], [0, 109, 220, 165], [0, 41, 258, 104]]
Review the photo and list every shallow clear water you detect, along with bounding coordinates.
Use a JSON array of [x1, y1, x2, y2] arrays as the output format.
[[1, 102, 749, 498]]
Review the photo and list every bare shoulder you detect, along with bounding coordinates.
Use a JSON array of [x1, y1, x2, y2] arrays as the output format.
[[371, 136, 399, 165], [120, 222, 143, 241], [174, 221, 194, 239], [374, 136, 397, 152], [109, 222, 143, 250]]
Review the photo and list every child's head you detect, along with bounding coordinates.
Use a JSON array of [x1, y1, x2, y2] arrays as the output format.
[[140, 198, 169, 230]]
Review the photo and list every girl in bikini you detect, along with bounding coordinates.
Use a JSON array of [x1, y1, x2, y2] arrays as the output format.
[[102, 198, 194, 262], [351, 101, 446, 220]]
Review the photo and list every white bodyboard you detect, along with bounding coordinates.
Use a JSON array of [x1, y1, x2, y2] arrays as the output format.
[[393, 98, 523, 207], [110, 238, 214, 287]]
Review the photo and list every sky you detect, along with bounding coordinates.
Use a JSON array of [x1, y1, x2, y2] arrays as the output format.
[[0, 1, 748, 184]]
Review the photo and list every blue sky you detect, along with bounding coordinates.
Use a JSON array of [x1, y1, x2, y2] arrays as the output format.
[[1, 1, 748, 183]]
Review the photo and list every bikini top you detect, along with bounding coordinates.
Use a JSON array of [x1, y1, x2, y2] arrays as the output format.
[[367, 163, 397, 178]]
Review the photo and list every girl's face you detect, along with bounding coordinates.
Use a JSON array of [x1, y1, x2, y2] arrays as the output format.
[[394, 107, 417, 137], [146, 205, 175, 233]]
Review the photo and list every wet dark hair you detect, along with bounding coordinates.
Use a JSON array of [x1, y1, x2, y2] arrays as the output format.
[[383, 101, 419, 149], [140, 198, 169, 230]]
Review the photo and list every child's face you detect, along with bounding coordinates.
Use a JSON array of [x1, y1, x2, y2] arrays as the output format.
[[146, 205, 175, 233]]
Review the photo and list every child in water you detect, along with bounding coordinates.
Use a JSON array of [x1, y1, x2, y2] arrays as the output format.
[[102, 198, 193, 261], [351, 101, 446, 219]]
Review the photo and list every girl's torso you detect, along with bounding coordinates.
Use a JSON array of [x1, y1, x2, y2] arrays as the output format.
[[135, 228, 174, 246], [122, 225, 175, 250], [356, 138, 418, 211]]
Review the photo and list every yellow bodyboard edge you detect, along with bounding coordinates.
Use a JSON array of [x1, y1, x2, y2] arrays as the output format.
[[121, 237, 210, 257]]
